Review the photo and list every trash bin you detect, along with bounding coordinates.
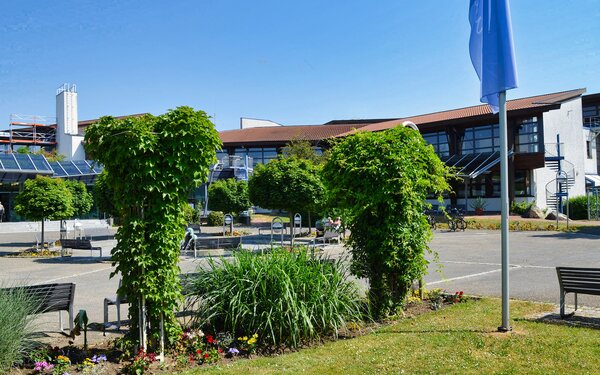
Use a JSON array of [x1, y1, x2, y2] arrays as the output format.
[[239, 211, 251, 226]]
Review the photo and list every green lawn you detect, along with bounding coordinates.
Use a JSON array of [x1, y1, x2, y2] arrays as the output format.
[[183, 299, 600, 374]]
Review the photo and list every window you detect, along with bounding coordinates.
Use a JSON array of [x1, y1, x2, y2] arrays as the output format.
[[215, 150, 228, 162], [514, 117, 539, 153], [514, 170, 532, 197], [587, 141, 593, 159], [454, 172, 501, 198], [461, 125, 499, 155], [422, 131, 449, 157]]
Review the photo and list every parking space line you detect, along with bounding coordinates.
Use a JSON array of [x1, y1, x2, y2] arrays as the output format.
[[39, 266, 113, 284], [428, 265, 522, 285], [442, 260, 555, 269]]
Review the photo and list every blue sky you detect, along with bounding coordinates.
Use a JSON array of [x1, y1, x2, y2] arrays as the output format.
[[1, 1, 599, 131]]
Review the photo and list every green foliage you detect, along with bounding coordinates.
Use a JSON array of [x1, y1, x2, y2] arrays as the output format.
[[282, 138, 325, 165], [15, 147, 66, 162], [191, 249, 363, 349], [469, 196, 487, 210], [14, 176, 74, 221], [322, 126, 450, 319], [206, 211, 224, 226], [94, 171, 118, 217], [249, 157, 325, 217], [511, 200, 535, 215], [84, 107, 222, 348], [64, 180, 93, 217], [564, 195, 598, 220], [0, 285, 40, 373], [14, 176, 74, 246], [182, 203, 195, 224], [208, 178, 251, 215]]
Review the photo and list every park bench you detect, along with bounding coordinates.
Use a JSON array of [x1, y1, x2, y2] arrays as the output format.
[[556, 267, 600, 318], [60, 238, 103, 257], [1, 283, 76, 333], [258, 222, 288, 235]]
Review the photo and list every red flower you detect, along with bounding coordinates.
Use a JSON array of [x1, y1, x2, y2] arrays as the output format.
[[196, 349, 201, 354], [218, 348, 223, 353], [206, 335, 215, 344], [189, 355, 194, 363], [204, 353, 209, 358]]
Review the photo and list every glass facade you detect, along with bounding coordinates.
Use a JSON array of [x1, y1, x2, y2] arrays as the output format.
[[514, 117, 539, 153], [583, 104, 600, 118], [461, 124, 500, 154], [422, 131, 449, 157], [232, 147, 278, 166]]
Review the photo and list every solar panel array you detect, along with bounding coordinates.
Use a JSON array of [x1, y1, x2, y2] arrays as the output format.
[[0, 154, 103, 184]]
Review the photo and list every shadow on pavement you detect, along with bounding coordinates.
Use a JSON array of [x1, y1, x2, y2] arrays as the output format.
[[33, 257, 107, 265]]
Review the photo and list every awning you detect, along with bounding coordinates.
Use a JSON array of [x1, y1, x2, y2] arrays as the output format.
[[48, 160, 104, 184], [442, 151, 511, 179], [585, 174, 600, 188]]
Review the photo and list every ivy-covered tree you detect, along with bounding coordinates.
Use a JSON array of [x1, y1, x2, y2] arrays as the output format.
[[249, 156, 325, 224], [64, 180, 93, 218], [84, 107, 221, 348], [208, 178, 250, 216], [14, 176, 74, 247], [93, 170, 118, 218], [322, 126, 450, 319]]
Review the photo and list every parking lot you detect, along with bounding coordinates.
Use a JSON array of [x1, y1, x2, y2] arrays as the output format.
[[1, 226, 599, 340]]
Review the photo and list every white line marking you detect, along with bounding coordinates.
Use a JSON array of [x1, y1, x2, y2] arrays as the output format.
[[428, 265, 521, 285], [442, 260, 555, 269], [39, 266, 113, 284]]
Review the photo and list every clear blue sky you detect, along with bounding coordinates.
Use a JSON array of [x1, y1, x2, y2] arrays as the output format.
[[1, 1, 599, 131]]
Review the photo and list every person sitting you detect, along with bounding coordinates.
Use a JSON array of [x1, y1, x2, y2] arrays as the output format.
[[333, 217, 342, 230]]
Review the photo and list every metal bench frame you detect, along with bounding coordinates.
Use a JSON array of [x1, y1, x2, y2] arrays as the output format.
[[556, 267, 600, 318], [1, 283, 76, 333], [60, 238, 103, 257]]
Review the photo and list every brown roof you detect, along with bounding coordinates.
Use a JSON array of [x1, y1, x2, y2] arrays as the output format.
[[337, 88, 587, 136], [219, 123, 375, 145]]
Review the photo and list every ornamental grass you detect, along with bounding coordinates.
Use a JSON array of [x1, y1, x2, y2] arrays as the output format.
[[190, 248, 364, 349], [0, 283, 40, 373]]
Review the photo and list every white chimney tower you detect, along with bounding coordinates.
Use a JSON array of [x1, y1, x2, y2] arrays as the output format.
[[56, 84, 85, 160]]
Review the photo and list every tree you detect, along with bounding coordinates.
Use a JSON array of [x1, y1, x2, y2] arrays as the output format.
[[282, 138, 325, 165], [93, 170, 118, 218], [208, 178, 250, 215], [14, 176, 74, 247], [84, 107, 221, 349], [249, 156, 325, 224], [322, 126, 450, 319], [64, 180, 93, 217]]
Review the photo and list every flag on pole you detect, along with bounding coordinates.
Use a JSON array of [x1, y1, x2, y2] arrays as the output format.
[[469, 0, 518, 113]]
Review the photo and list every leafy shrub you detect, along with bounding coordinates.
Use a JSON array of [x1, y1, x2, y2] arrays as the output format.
[[511, 200, 535, 215], [0, 286, 39, 373], [208, 179, 251, 215], [206, 211, 224, 226], [191, 249, 363, 349], [564, 195, 598, 220], [182, 204, 195, 224]]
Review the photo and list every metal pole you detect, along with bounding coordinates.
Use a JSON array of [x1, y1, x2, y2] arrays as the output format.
[[498, 91, 511, 332]]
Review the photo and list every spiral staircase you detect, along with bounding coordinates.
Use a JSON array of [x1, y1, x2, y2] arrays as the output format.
[[544, 141, 575, 213]]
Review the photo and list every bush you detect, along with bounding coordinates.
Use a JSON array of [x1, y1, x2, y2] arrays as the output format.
[[511, 200, 535, 215], [182, 204, 195, 224], [564, 195, 598, 220], [191, 249, 363, 349], [0, 286, 39, 373], [207, 211, 224, 226]]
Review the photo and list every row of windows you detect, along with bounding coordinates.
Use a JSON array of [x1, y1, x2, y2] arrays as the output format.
[[217, 147, 324, 167], [453, 170, 532, 198], [583, 104, 600, 118], [422, 117, 540, 157]]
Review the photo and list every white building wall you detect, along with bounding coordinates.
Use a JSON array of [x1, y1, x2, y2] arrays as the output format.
[[534, 97, 586, 209]]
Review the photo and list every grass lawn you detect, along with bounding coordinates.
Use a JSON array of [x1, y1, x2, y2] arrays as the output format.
[[183, 298, 600, 374], [462, 216, 600, 233]]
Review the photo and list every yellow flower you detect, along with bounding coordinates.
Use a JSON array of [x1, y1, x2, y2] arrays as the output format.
[[237, 336, 243, 341], [242, 336, 248, 341], [252, 333, 258, 338], [247, 337, 257, 345]]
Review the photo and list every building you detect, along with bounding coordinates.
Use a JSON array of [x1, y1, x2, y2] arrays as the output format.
[[219, 88, 600, 213]]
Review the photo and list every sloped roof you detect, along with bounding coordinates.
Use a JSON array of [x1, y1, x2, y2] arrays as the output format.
[[219, 123, 376, 144], [337, 88, 587, 136]]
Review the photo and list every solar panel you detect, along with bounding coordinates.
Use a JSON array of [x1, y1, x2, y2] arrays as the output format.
[[0, 154, 19, 170], [14, 154, 35, 170]]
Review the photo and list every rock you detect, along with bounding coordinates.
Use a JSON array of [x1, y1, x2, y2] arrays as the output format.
[[545, 211, 568, 221], [522, 205, 545, 219]]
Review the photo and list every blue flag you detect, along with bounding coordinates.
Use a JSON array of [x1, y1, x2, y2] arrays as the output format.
[[469, 0, 518, 113]]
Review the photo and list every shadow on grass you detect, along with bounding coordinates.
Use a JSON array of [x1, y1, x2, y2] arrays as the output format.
[[518, 313, 600, 330], [379, 328, 495, 334]]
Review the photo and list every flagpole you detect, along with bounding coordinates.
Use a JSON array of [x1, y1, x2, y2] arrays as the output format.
[[498, 90, 511, 332]]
